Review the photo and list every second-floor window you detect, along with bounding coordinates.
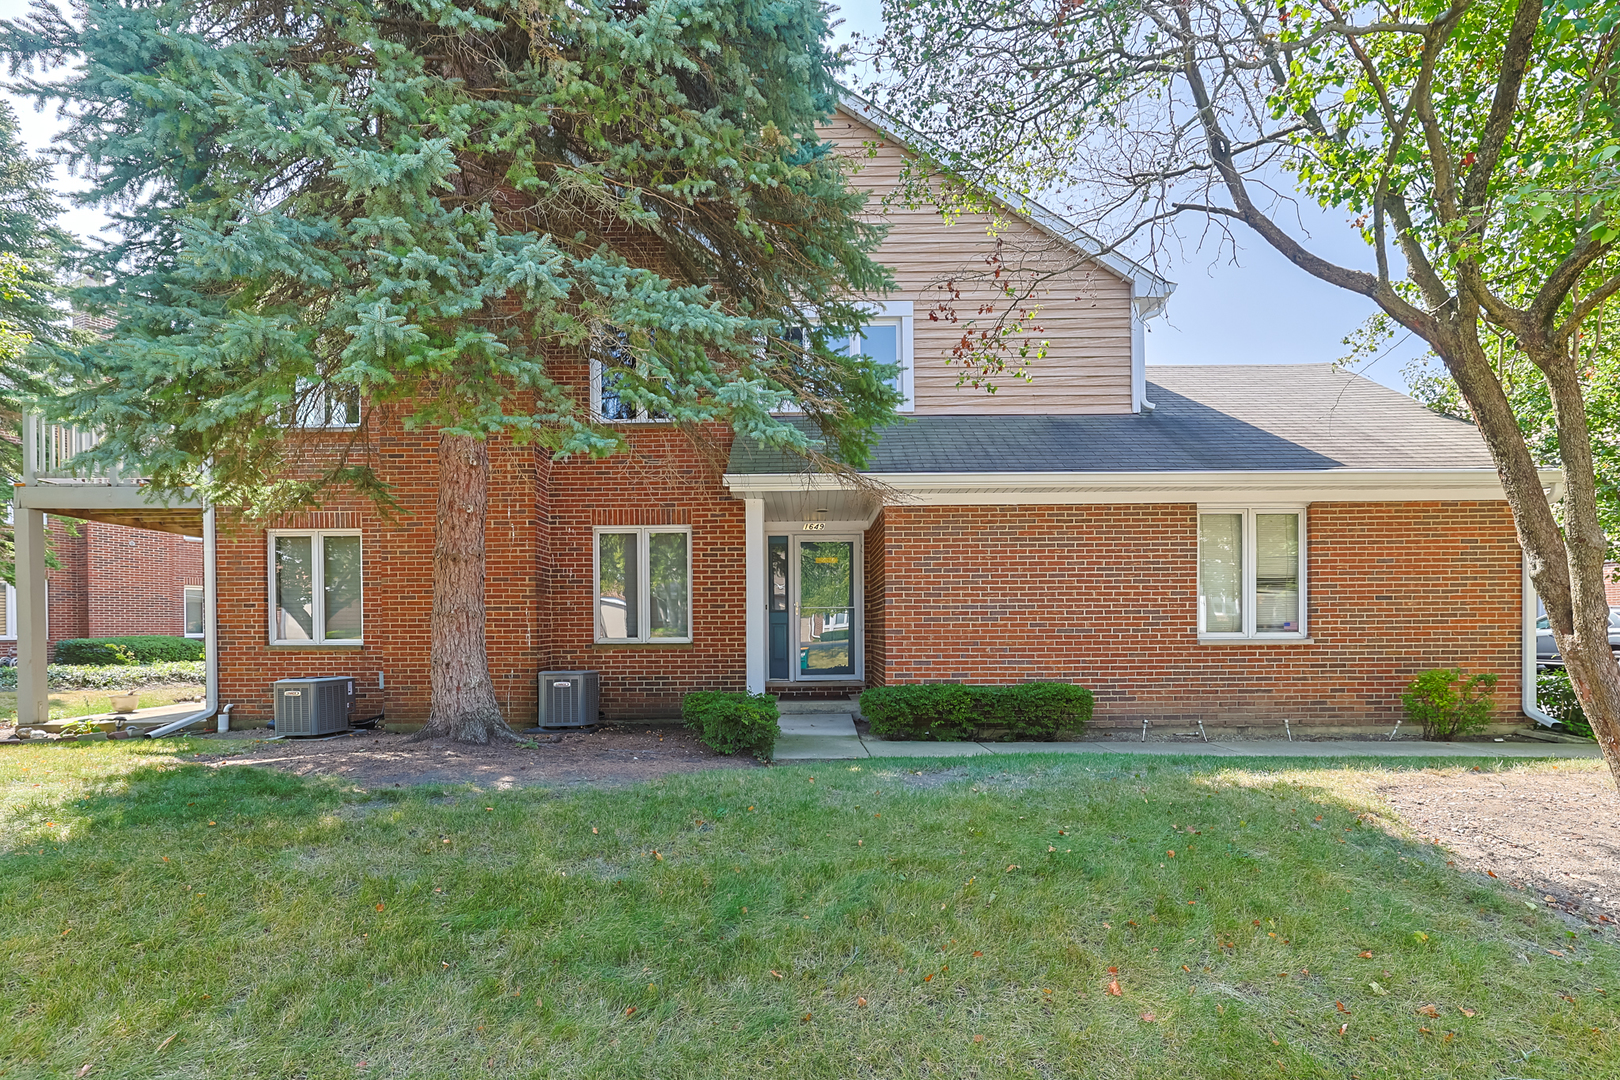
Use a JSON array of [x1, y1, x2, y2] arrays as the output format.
[[781, 302, 914, 412], [269, 530, 363, 644], [591, 331, 669, 423], [288, 378, 361, 429]]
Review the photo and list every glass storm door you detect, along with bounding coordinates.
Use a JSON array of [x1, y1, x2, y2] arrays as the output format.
[[795, 538, 856, 679]]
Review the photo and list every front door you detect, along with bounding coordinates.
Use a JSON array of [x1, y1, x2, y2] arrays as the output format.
[[795, 536, 858, 679]]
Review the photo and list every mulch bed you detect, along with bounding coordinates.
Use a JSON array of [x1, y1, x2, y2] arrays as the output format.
[[1374, 766, 1620, 929], [184, 724, 759, 788]]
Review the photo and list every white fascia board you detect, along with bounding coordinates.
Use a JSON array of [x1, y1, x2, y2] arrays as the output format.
[[834, 88, 1175, 305], [15, 484, 204, 512], [726, 468, 1562, 504]]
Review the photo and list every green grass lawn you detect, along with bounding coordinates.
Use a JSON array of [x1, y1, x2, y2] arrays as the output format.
[[2, 743, 1616, 1079]]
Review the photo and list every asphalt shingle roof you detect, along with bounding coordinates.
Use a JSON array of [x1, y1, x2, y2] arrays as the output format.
[[726, 364, 1493, 476]]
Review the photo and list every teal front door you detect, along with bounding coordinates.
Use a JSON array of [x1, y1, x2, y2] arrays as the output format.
[[795, 537, 857, 679]]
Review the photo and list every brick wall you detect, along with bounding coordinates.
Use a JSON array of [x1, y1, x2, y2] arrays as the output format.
[[876, 501, 1522, 731], [17, 518, 203, 655], [85, 523, 204, 638], [864, 511, 886, 686], [211, 414, 744, 725]]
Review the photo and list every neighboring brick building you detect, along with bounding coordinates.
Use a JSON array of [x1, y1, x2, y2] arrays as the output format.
[[186, 96, 1549, 734], [3, 518, 205, 658]]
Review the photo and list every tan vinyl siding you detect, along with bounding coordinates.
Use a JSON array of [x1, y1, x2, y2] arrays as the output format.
[[818, 109, 1135, 415]]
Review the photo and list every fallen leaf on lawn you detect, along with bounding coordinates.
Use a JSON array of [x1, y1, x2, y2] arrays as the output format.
[[1419, 1026, 1431, 1034], [653, 851, 663, 861], [1369, 982, 1387, 996], [441, 962, 450, 969], [625, 1006, 636, 1016], [76, 1066, 93, 1078], [1005, 864, 1020, 872], [592, 827, 598, 833], [801, 1013, 812, 1023], [1338, 1023, 1348, 1036], [1560, 993, 1575, 1003], [1049, 846, 1056, 852], [924, 973, 934, 982], [1182, 965, 1191, 972], [972, 1034, 984, 1043], [856, 997, 867, 1007], [1336, 1001, 1349, 1013], [1108, 966, 1118, 974], [1458, 1007, 1476, 1018], [1412, 932, 1429, 944], [156, 1034, 177, 1052], [1357, 951, 1373, 959], [770, 970, 782, 979], [375, 902, 385, 912], [1547, 949, 1565, 957], [1486, 870, 1498, 878], [1107, 980, 1122, 996], [484, 807, 492, 811], [1167, 850, 1175, 857], [973, 951, 983, 957], [1415, 1005, 1440, 1019], [1443, 1031, 1455, 1043], [1140, 1012, 1157, 1022], [1102, 922, 1111, 929]]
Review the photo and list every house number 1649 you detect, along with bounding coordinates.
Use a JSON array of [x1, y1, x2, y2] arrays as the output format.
[[801, 522, 826, 531]]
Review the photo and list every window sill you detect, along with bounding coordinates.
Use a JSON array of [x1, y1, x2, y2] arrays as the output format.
[[1199, 636, 1314, 645], [267, 641, 366, 649], [593, 639, 693, 647]]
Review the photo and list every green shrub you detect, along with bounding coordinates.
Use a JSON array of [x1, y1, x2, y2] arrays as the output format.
[[0, 661, 207, 691], [53, 636, 205, 666], [682, 692, 780, 761], [1536, 668, 1595, 738], [860, 682, 1093, 741], [1400, 669, 1497, 741]]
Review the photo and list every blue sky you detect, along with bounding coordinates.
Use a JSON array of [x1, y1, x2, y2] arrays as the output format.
[[0, 0, 1426, 392]]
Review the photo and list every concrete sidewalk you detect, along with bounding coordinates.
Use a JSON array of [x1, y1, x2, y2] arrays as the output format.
[[773, 714, 1602, 761]]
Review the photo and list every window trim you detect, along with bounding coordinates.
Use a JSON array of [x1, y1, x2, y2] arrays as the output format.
[[266, 529, 364, 646], [592, 525, 694, 645], [590, 345, 671, 424], [183, 585, 205, 639], [1196, 506, 1308, 642]]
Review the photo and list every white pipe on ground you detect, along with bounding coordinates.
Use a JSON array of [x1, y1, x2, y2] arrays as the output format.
[[1523, 553, 1558, 729], [217, 702, 235, 734]]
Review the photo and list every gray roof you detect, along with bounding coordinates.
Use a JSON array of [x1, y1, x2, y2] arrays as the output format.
[[727, 364, 1494, 475]]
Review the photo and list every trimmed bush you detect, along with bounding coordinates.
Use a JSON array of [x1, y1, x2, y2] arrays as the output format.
[[682, 692, 780, 761], [0, 661, 207, 691], [861, 682, 1093, 742], [1400, 668, 1497, 741], [1537, 668, 1595, 738], [54, 636, 205, 666]]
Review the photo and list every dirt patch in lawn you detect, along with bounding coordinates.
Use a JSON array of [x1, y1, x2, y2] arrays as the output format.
[[1372, 765, 1620, 927], [184, 724, 759, 789]]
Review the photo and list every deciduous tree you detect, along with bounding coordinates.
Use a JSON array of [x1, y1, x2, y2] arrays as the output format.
[[863, 0, 1620, 785]]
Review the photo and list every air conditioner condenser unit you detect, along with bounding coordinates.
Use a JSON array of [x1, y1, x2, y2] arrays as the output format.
[[538, 671, 600, 729], [273, 677, 356, 736]]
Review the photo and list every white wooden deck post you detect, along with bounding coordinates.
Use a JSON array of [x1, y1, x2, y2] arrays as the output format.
[[744, 497, 766, 694], [13, 502, 49, 726]]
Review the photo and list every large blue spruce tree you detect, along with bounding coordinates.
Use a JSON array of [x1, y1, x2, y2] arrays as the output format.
[[2, 0, 896, 742]]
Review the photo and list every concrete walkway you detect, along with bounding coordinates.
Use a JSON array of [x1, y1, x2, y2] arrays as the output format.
[[773, 712, 1603, 761]]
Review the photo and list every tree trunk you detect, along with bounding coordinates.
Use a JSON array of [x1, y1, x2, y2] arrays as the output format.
[[412, 431, 515, 744]]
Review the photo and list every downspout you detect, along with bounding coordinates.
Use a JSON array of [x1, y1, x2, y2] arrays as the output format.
[[1522, 552, 1558, 728], [149, 505, 219, 738]]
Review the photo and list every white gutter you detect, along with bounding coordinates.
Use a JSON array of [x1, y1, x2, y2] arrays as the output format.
[[1522, 553, 1558, 728], [148, 505, 219, 738]]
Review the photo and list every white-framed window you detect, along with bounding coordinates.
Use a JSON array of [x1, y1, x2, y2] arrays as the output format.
[[781, 301, 915, 413], [1197, 508, 1307, 639], [590, 330, 670, 423], [183, 585, 205, 638], [593, 526, 692, 643], [286, 377, 361, 429], [267, 530, 363, 644]]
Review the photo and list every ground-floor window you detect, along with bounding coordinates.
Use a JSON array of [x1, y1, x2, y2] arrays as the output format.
[[268, 530, 363, 644], [594, 527, 691, 643], [1197, 508, 1306, 639], [183, 585, 205, 638]]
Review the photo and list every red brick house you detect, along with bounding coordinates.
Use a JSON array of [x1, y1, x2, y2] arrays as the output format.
[[4, 517, 204, 658], [10, 95, 1558, 733]]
